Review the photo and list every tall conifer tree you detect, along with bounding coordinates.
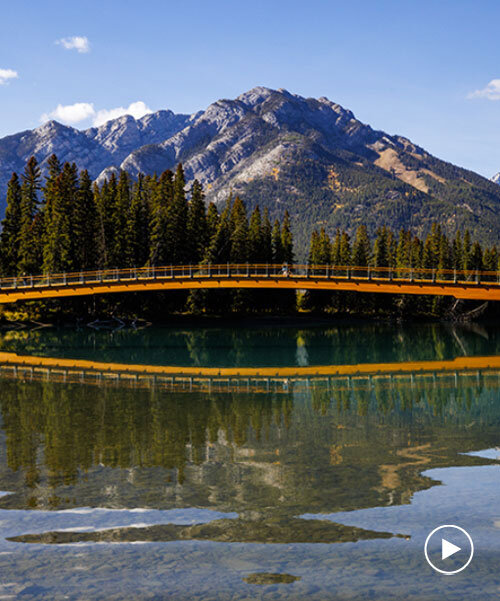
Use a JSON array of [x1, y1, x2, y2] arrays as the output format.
[[18, 156, 41, 274], [187, 180, 207, 264], [0, 173, 22, 275]]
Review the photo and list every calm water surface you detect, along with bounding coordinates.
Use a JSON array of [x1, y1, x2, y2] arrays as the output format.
[[0, 321, 499, 600]]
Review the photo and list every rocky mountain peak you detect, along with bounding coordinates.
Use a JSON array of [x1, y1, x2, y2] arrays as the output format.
[[0, 87, 499, 251]]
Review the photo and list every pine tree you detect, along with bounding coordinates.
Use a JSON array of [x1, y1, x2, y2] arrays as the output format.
[[261, 209, 273, 263], [166, 163, 188, 264], [149, 170, 173, 265], [72, 170, 97, 270], [18, 156, 41, 274], [206, 199, 232, 263], [248, 206, 262, 262], [271, 219, 283, 263], [42, 163, 77, 273], [95, 174, 117, 268], [186, 180, 207, 264], [113, 171, 131, 266], [331, 229, 344, 265], [469, 242, 483, 271], [206, 202, 219, 243], [452, 230, 463, 271], [373, 226, 389, 267], [281, 211, 294, 264], [437, 234, 450, 271], [352, 225, 371, 267], [127, 174, 150, 267], [0, 173, 22, 275], [229, 197, 248, 262], [317, 229, 331, 264], [463, 230, 472, 272], [339, 231, 351, 265], [308, 230, 320, 264], [410, 235, 423, 269]]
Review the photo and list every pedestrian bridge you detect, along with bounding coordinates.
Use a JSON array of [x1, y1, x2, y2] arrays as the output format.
[[0, 264, 499, 303]]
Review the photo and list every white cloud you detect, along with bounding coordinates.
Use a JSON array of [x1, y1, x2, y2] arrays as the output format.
[[56, 36, 90, 53], [40, 100, 153, 127], [0, 68, 18, 85], [41, 102, 95, 125], [93, 101, 153, 126], [468, 79, 500, 100]]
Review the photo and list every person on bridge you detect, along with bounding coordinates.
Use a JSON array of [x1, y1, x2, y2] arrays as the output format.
[[281, 263, 291, 277]]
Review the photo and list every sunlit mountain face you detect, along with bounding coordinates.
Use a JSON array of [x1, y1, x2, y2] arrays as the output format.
[[2, 87, 500, 256]]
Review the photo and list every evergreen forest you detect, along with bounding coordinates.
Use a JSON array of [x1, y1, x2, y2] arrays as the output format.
[[0, 155, 498, 321]]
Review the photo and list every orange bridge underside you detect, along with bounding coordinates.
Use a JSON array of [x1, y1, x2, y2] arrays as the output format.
[[1, 276, 500, 303]]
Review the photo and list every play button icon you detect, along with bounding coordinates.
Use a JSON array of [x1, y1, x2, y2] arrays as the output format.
[[441, 538, 461, 560], [424, 525, 474, 575]]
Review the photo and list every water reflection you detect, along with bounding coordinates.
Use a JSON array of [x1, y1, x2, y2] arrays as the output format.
[[0, 321, 499, 366], [0, 323, 499, 600], [0, 366, 498, 518]]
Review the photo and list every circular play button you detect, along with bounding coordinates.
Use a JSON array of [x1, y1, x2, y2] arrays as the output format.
[[424, 525, 474, 575]]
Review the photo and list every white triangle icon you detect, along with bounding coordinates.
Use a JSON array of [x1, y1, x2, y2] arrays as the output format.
[[442, 538, 461, 560]]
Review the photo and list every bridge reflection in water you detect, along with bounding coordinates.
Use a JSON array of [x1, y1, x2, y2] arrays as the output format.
[[0, 263, 499, 302], [0, 351, 499, 392], [0, 347, 499, 549]]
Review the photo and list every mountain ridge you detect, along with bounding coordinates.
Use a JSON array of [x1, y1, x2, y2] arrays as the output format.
[[1, 86, 499, 254]]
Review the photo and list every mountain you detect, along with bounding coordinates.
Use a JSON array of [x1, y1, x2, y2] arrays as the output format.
[[1, 86, 500, 257], [491, 172, 500, 185]]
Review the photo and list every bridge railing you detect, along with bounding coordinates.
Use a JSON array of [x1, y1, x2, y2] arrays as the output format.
[[0, 263, 499, 291]]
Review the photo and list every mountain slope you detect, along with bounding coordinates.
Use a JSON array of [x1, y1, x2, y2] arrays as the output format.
[[1, 87, 499, 257]]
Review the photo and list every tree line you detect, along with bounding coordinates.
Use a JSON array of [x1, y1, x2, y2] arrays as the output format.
[[308, 224, 498, 272], [306, 224, 499, 314], [0, 155, 497, 318], [0, 155, 293, 275], [0, 155, 295, 315]]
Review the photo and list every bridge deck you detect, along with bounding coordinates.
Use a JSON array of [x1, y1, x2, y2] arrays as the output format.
[[0, 264, 499, 302]]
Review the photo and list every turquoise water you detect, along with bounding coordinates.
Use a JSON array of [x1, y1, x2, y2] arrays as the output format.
[[0, 322, 499, 599]]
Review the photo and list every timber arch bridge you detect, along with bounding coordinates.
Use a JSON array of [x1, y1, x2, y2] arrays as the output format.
[[0, 263, 499, 303]]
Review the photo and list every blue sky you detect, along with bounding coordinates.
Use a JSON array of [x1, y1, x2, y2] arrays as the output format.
[[1, 0, 499, 177]]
